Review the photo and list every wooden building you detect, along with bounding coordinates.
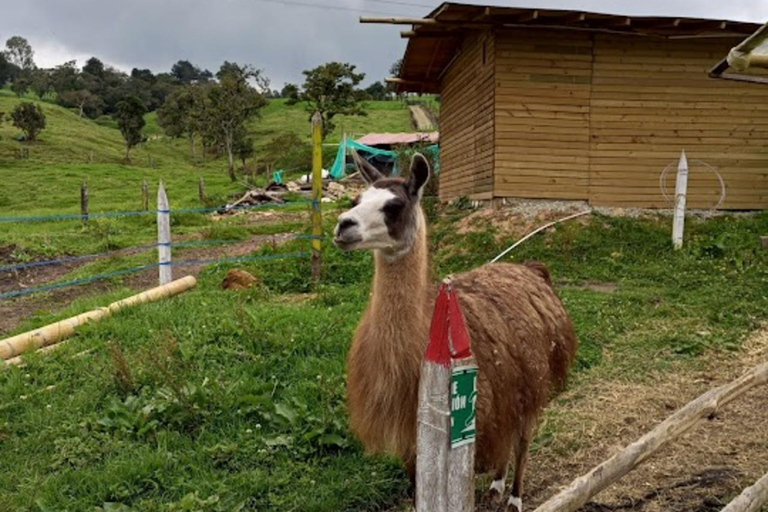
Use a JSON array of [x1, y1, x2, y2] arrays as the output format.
[[365, 3, 767, 209]]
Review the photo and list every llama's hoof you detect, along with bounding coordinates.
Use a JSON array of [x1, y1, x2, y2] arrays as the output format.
[[506, 495, 523, 512], [481, 481, 505, 505]]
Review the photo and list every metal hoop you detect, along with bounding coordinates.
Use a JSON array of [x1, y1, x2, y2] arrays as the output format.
[[659, 159, 727, 210]]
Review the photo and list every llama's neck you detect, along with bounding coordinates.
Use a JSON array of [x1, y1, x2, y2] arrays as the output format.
[[367, 210, 431, 343]]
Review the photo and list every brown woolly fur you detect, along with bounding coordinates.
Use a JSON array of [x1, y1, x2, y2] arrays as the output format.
[[345, 186, 577, 502]]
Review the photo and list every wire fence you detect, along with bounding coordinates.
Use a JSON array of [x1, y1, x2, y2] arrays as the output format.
[[0, 193, 321, 301]]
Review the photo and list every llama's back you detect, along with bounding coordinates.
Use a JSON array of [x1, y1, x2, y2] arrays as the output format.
[[451, 261, 578, 472]]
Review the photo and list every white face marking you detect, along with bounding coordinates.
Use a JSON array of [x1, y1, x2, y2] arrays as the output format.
[[335, 187, 397, 250], [490, 479, 505, 495], [508, 495, 523, 512]]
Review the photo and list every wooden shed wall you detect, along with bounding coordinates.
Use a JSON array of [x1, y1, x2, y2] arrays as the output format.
[[589, 35, 768, 209], [439, 30, 496, 200], [480, 29, 768, 209], [493, 29, 592, 200]]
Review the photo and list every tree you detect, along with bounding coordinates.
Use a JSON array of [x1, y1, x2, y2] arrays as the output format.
[[82, 57, 105, 78], [364, 81, 388, 101], [113, 96, 146, 161], [4, 36, 35, 70], [11, 102, 46, 141], [0, 52, 20, 86], [10, 73, 30, 97], [206, 63, 268, 181], [387, 58, 403, 94], [157, 85, 204, 158], [264, 132, 311, 172], [30, 69, 51, 98], [298, 62, 366, 139], [281, 83, 299, 101], [171, 60, 212, 84], [233, 129, 255, 168]]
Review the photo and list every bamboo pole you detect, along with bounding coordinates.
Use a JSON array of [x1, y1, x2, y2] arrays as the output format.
[[532, 361, 768, 512], [672, 150, 688, 250], [157, 181, 172, 285], [2, 276, 197, 365], [310, 111, 323, 281], [720, 471, 768, 512]]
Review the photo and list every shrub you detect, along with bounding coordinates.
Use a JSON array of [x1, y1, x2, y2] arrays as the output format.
[[11, 101, 46, 140]]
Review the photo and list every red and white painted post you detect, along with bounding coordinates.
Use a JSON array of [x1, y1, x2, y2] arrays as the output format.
[[417, 279, 477, 512]]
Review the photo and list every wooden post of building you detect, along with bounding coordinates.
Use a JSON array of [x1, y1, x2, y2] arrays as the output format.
[[80, 182, 89, 224], [142, 180, 149, 211], [311, 111, 323, 280], [672, 150, 689, 249], [198, 177, 206, 203], [157, 181, 172, 286], [720, 470, 768, 512]]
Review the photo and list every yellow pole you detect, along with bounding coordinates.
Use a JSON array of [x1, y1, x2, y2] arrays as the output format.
[[311, 111, 323, 280]]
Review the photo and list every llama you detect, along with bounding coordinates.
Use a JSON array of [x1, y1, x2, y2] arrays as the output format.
[[333, 151, 578, 511]]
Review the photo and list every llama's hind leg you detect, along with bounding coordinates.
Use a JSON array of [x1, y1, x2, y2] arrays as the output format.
[[506, 434, 532, 512], [482, 463, 509, 505]]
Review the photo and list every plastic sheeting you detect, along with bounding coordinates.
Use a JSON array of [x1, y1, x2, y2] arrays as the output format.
[[329, 136, 440, 179]]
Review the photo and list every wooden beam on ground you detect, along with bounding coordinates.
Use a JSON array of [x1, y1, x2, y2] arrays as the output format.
[[720, 471, 768, 512], [532, 361, 768, 512]]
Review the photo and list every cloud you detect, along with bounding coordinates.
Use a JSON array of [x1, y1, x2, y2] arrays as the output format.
[[1, 0, 766, 87]]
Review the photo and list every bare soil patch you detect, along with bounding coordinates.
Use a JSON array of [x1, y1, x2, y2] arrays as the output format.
[[519, 327, 768, 512]]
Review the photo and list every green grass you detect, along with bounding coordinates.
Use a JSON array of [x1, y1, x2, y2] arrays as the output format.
[[2, 207, 767, 511], [2, 88, 768, 512]]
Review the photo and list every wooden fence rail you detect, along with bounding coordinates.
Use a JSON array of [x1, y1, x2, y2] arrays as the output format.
[[532, 361, 768, 512]]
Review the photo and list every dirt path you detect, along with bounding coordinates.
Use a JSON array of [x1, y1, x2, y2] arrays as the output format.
[[409, 105, 437, 131], [0, 210, 307, 336]]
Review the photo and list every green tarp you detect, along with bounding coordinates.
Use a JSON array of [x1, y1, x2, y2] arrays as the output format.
[[329, 136, 439, 179]]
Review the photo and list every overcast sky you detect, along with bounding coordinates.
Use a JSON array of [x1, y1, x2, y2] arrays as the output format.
[[1, 0, 767, 88]]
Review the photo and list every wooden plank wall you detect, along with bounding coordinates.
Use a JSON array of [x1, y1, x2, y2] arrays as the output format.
[[590, 35, 768, 209], [439, 30, 495, 200], [493, 29, 592, 200]]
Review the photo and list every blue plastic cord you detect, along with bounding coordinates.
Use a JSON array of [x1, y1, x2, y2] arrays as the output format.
[[0, 251, 311, 300], [0, 235, 323, 274], [0, 200, 317, 224]]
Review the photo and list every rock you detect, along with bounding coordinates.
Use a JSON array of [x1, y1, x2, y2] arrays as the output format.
[[221, 269, 260, 290]]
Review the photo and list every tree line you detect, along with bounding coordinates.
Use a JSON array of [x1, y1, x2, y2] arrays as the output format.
[[1, 35, 404, 180]]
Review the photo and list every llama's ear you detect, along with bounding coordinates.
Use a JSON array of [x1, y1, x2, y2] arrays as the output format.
[[407, 153, 430, 198], [351, 149, 383, 185]]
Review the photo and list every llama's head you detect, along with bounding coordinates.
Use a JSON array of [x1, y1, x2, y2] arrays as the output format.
[[334, 151, 430, 256]]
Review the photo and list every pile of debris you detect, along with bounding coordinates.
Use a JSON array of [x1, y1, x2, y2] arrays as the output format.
[[216, 172, 365, 216]]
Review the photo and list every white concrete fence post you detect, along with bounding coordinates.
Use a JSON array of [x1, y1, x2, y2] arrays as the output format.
[[157, 181, 172, 285], [672, 150, 689, 249]]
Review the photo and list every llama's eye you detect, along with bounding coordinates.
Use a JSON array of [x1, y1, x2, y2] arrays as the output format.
[[382, 199, 404, 218], [351, 195, 361, 207]]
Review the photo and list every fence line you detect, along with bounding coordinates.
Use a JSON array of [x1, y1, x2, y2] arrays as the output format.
[[0, 236, 322, 274], [0, 252, 310, 300], [0, 199, 316, 224]]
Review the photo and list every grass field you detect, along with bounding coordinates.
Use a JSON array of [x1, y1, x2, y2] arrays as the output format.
[[2, 89, 768, 512]]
